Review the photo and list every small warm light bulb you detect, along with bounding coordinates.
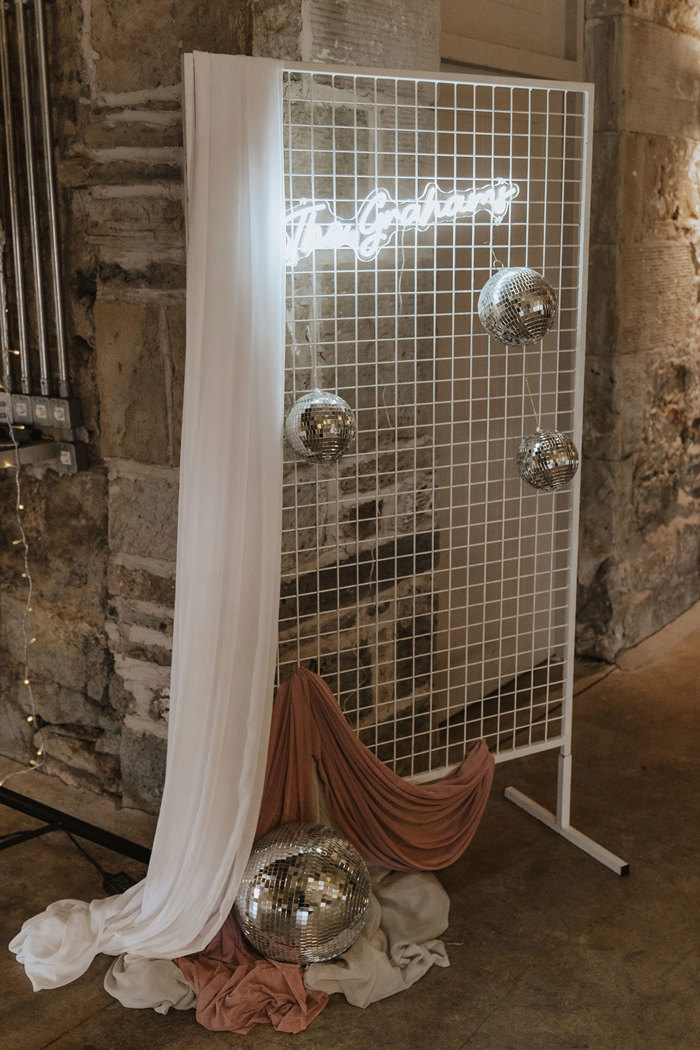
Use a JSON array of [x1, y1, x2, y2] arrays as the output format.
[[11, 348, 20, 356], [18, 504, 24, 510], [29, 758, 37, 766], [25, 715, 34, 723], [36, 748, 44, 756], [29, 637, 36, 644], [3, 461, 12, 469], [12, 539, 22, 545], [23, 677, 30, 685], [21, 572, 27, 578]]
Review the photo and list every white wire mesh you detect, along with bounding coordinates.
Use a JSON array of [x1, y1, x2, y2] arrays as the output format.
[[279, 67, 589, 779]]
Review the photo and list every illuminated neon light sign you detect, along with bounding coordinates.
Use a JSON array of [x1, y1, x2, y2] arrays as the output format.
[[285, 179, 519, 265]]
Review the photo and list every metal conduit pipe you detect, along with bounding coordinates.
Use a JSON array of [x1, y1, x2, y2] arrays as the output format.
[[0, 226, 13, 393], [0, 0, 30, 394], [34, 0, 69, 398], [14, 0, 51, 398]]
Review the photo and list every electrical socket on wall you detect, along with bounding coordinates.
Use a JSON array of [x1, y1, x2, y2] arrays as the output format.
[[31, 396, 52, 427], [11, 393, 32, 425], [51, 397, 82, 429], [57, 441, 88, 474], [0, 391, 12, 425]]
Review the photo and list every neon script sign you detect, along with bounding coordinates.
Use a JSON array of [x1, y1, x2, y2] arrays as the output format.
[[285, 179, 519, 265]]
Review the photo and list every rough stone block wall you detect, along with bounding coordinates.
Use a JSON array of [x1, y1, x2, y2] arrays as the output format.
[[0, 0, 439, 809], [578, 0, 700, 659], [0, 0, 249, 808]]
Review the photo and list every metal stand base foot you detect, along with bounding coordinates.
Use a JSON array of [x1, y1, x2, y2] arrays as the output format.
[[505, 786, 630, 876], [0, 785, 151, 864]]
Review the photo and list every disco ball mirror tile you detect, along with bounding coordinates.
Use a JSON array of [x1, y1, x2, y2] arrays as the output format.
[[478, 267, 558, 346], [234, 822, 371, 964], [285, 389, 356, 462], [517, 428, 579, 491]]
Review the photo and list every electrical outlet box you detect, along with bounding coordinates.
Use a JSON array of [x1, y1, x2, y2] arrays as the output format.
[[0, 392, 12, 425], [31, 396, 52, 427], [11, 393, 32, 425], [51, 397, 82, 429], [57, 441, 89, 474]]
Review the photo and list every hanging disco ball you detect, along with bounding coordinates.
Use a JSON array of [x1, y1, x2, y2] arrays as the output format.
[[517, 427, 580, 491], [478, 267, 558, 346], [234, 823, 371, 964], [285, 389, 356, 463]]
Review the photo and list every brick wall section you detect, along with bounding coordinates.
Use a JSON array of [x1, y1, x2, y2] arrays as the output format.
[[578, 0, 700, 660], [0, 0, 439, 809]]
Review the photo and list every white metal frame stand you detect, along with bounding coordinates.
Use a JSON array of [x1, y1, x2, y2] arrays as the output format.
[[501, 77, 629, 876], [505, 753, 630, 876], [281, 61, 629, 879]]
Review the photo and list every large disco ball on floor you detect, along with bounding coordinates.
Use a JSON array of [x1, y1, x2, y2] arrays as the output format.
[[478, 267, 558, 346], [517, 427, 579, 491], [234, 823, 371, 964], [285, 389, 356, 462]]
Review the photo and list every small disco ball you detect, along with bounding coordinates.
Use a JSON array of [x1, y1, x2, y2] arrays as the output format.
[[478, 267, 558, 346], [285, 389, 356, 463], [234, 823, 371, 964], [517, 427, 580, 491]]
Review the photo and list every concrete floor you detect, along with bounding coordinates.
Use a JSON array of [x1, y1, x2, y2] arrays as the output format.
[[1, 608, 699, 1049]]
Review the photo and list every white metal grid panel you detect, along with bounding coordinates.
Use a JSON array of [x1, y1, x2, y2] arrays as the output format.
[[279, 65, 590, 780]]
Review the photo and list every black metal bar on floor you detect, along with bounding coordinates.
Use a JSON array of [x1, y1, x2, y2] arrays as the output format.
[[0, 786, 152, 864], [0, 822, 60, 851]]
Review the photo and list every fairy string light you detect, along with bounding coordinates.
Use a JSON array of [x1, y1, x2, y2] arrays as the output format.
[[0, 226, 44, 787], [0, 423, 45, 787]]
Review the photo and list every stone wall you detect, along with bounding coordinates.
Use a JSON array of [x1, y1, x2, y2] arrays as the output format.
[[0, 0, 252, 806], [578, 0, 700, 659], [5, 0, 694, 809], [0, 0, 439, 809]]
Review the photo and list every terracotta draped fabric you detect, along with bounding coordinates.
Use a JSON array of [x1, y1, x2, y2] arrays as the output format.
[[257, 666, 495, 870], [176, 918, 328, 1034], [176, 668, 494, 1034]]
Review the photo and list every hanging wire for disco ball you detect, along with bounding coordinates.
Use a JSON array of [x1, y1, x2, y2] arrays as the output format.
[[517, 426, 579, 492], [478, 266, 558, 346], [285, 286, 356, 463], [515, 351, 579, 492], [285, 388, 356, 463]]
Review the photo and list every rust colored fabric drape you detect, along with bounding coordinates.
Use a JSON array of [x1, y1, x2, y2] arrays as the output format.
[[257, 666, 494, 870], [176, 918, 328, 1034], [176, 667, 494, 1033]]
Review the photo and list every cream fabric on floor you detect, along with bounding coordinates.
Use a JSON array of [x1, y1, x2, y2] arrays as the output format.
[[304, 870, 450, 1008], [104, 955, 196, 1014], [10, 52, 286, 992], [98, 870, 450, 1016]]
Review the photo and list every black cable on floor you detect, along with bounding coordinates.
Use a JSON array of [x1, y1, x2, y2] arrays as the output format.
[[64, 831, 142, 895]]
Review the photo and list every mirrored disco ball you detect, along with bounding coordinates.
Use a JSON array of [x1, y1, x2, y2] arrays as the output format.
[[517, 428, 580, 491], [478, 267, 558, 346], [285, 389, 356, 462], [234, 823, 371, 964]]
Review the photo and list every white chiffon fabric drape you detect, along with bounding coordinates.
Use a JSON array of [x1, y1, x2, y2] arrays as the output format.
[[10, 53, 286, 993]]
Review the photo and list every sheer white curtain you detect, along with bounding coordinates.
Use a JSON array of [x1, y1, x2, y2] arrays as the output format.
[[10, 52, 286, 992]]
